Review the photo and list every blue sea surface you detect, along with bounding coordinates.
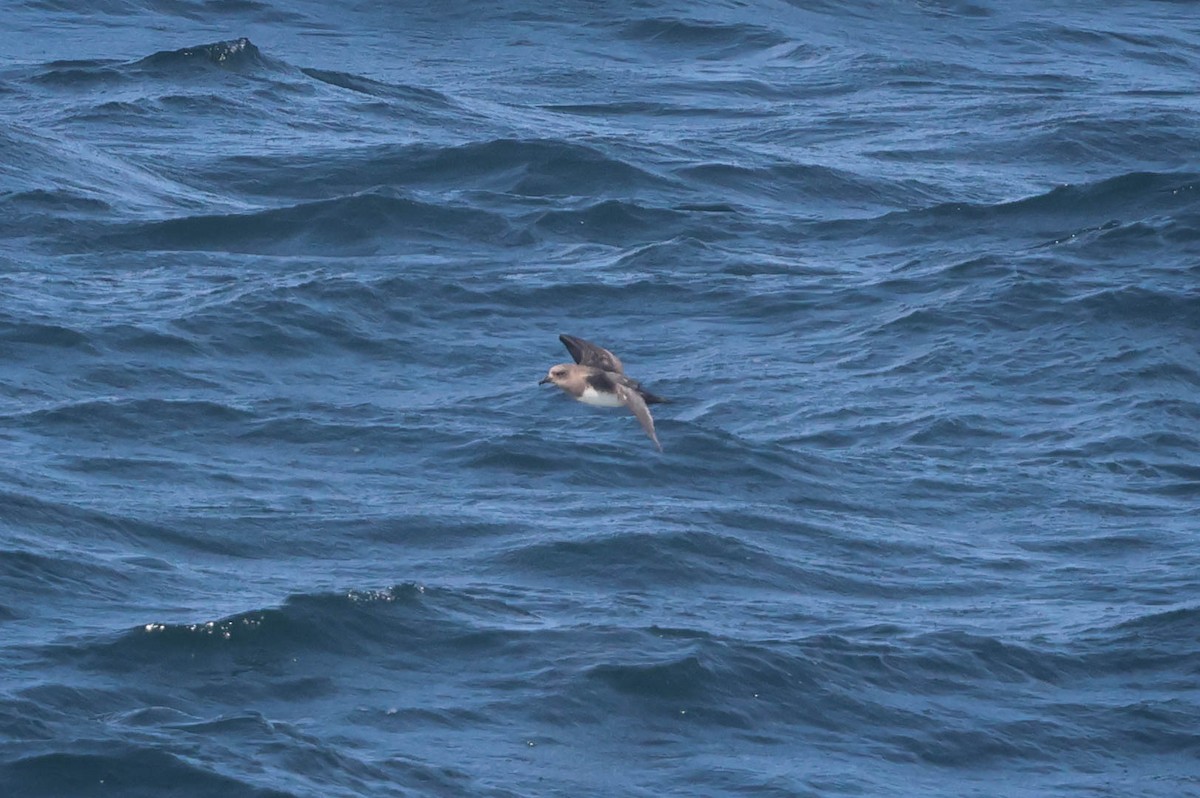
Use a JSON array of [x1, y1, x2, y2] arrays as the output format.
[[2, 1, 1199, 795]]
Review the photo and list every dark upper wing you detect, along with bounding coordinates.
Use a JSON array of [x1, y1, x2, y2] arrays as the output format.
[[584, 371, 617, 392], [592, 368, 669, 406], [559, 334, 624, 374], [615, 383, 662, 451]]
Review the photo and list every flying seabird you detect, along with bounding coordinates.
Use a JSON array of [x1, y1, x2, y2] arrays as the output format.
[[539, 334, 669, 451]]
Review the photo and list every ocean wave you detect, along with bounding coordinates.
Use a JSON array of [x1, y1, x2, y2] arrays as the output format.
[[496, 529, 804, 589], [529, 199, 702, 246], [1065, 284, 1200, 328], [101, 190, 513, 254], [807, 170, 1200, 244], [1104, 605, 1200, 651], [28, 39, 281, 93], [0, 188, 111, 214], [132, 38, 280, 75], [170, 289, 395, 357], [616, 18, 789, 60], [1, 747, 296, 798], [0, 317, 92, 350], [202, 138, 674, 202], [556, 624, 1192, 766], [16, 397, 252, 430], [299, 67, 451, 105], [0, 124, 226, 222], [540, 99, 783, 118], [676, 161, 939, 212], [29, 59, 128, 89], [60, 584, 543, 671], [0, 488, 242, 556], [0, 547, 133, 606], [1019, 112, 1198, 169]]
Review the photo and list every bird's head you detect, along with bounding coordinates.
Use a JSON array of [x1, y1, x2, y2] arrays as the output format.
[[539, 365, 571, 386]]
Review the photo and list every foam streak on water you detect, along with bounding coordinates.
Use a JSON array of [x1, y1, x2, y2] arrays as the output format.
[[1, 2, 1199, 796]]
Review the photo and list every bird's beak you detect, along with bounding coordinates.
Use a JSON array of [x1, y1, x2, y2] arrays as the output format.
[[538, 376, 551, 385]]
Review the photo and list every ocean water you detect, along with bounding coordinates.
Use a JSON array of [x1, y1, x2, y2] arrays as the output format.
[[2, 1, 1199, 795]]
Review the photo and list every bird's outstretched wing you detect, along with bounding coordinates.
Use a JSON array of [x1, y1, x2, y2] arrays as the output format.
[[560, 334, 624, 374], [615, 383, 662, 451]]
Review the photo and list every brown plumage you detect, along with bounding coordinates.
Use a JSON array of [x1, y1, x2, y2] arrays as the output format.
[[539, 334, 668, 451]]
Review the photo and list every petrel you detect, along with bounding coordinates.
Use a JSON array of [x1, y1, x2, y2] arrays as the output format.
[[539, 334, 669, 451]]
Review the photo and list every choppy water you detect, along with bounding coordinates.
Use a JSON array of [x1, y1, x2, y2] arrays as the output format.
[[2, 2, 1199, 796]]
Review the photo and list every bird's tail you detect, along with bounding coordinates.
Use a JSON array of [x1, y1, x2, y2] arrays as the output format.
[[639, 388, 670, 405]]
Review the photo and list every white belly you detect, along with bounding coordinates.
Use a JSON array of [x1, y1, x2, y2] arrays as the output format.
[[577, 386, 623, 407]]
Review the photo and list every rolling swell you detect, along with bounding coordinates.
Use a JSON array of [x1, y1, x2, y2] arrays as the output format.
[[3, 6, 1200, 798], [2, 748, 296, 798], [804, 170, 1200, 246], [132, 38, 280, 74], [18, 584, 1195, 781], [615, 18, 792, 61], [201, 139, 674, 202], [300, 67, 452, 105], [104, 191, 514, 254]]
